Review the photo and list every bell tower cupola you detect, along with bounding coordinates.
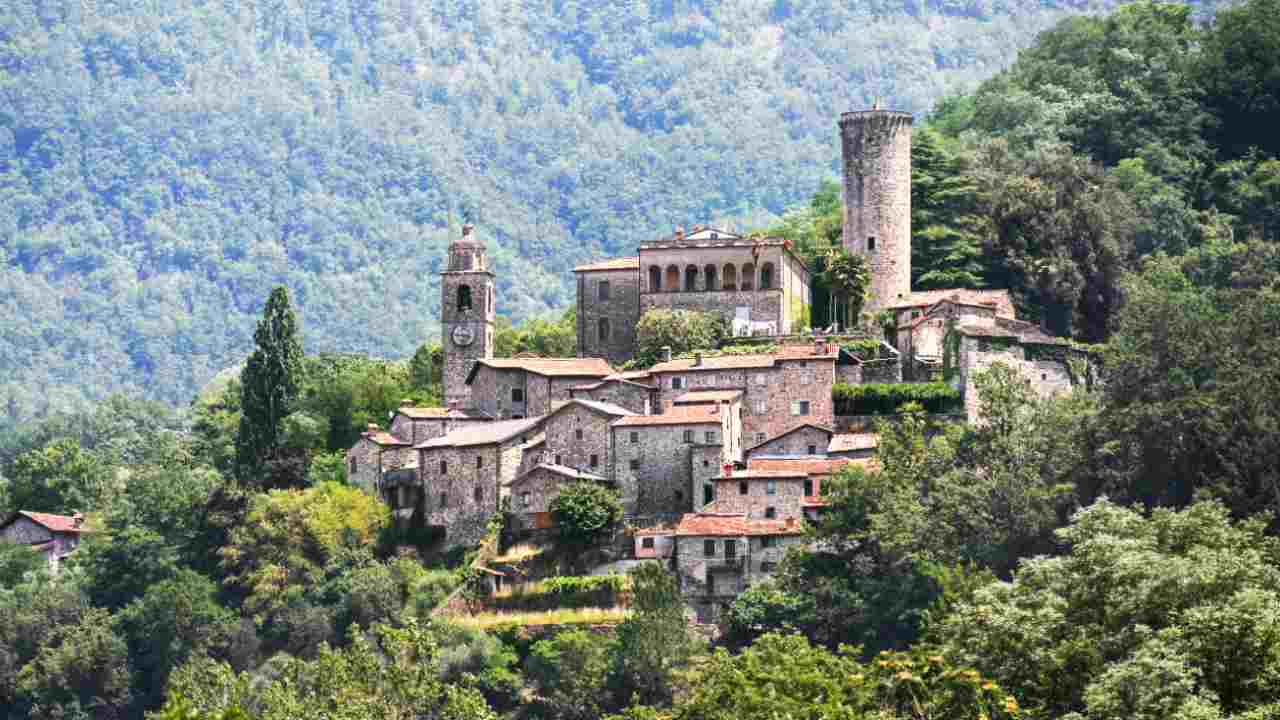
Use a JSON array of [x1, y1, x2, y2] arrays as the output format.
[[441, 224, 495, 405]]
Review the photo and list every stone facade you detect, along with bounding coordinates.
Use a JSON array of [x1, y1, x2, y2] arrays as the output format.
[[389, 406, 492, 446], [672, 514, 805, 624], [575, 260, 642, 366], [744, 423, 833, 459], [953, 326, 1081, 423], [709, 471, 807, 520], [1, 511, 92, 570], [345, 427, 414, 494], [539, 399, 634, 477], [509, 464, 608, 532], [568, 376, 654, 415], [467, 358, 614, 420], [611, 406, 735, 519], [441, 225, 496, 406], [840, 109, 912, 313]]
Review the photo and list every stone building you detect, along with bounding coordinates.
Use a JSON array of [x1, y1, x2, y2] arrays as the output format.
[[949, 319, 1087, 423], [575, 257, 642, 366], [672, 513, 805, 623], [0, 511, 93, 571], [611, 404, 738, 519], [466, 357, 615, 419], [536, 398, 637, 476], [568, 372, 656, 415], [743, 422, 834, 460], [706, 469, 807, 521], [669, 390, 745, 462], [346, 423, 415, 494], [509, 463, 609, 532], [416, 416, 546, 549], [827, 432, 879, 459], [441, 224, 496, 406], [389, 402, 493, 446], [891, 290, 1016, 380], [648, 342, 838, 446], [840, 108, 913, 314]]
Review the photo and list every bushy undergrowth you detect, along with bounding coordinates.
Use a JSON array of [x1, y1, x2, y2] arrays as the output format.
[[833, 382, 962, 415]]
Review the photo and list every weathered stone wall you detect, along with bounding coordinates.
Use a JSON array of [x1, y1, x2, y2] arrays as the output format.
[[577, 269, 641, 366], [746, 426, 831, 458], [642, 290, 783, 337], [957, 336, 1075, 423], [542, 404, 614, 476], [612, 422, 716, 516], [441, 268, 495, 406], [1, 516, 53, 545], [675, 533, 804, 623], [419, 434, 528, 549], [510, 466, 568, 531], [634, 532, 675, 559], [860, 358, 902, 384], [836, 363, 862, 385], [710, 477, 805, 519], [840, 110, 912, 313], [345, 438, 413, 494], [570, 380, 652, 415], [691, 444, 728, 510], [470, 366, 526, 419]]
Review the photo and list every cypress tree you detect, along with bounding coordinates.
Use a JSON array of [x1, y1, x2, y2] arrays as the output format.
[[234, 286, 304, 482], [911, 127, 989, 290]]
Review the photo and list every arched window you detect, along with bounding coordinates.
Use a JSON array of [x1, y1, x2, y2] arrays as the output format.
[[665, 265, 680, 292], [703, 264, 717, 291], [685, 265, 698, 291], [598, 317, 611, 343], [722, 264, 738, 291], [457, 285, 472, 311], [760, 263, 775, 290], [741, 263, 755, 291], [648, 266, 662, 292]]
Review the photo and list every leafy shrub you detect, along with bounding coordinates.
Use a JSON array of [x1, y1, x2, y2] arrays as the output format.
[[833, 382, 962, 415], [490, 575, 628, 611]]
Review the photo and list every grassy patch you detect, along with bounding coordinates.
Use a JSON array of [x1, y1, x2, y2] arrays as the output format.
[[491, 543, 544, 564], [452, 606, 630, 630]]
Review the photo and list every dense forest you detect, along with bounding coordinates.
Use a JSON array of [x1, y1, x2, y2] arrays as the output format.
[[0, 0, 1233, 431], [5, 0, 1280, 717]]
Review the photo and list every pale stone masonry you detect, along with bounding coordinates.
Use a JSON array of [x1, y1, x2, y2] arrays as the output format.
[[346, 423, 414, 494], [575, 257, 642, 366], [840, 109, 913, 314], [743, 423, 834, 460], [611, 404, 738, 519], [672, 513, 805, 623], [389, 403, 493, 446], [706, 469, 807, 521], [467, 357, 615, 419], [441, 225, 496, 405], [509, 463, 609, 532], [536, 398, 636, 477], [952, 320, 1083, 423], [568, 372, 656, 415], [0, 511, 93, 571]]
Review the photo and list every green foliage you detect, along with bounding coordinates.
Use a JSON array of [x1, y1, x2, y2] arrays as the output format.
[[819, 248, 871, 329], [234, 286, 305, 486], [634, 310, 730, 368], [409, 342, 444, 396], [494, 307, 577, 358], [490, 574, 628, 611], [430, 620, 524, 712], [935, 500, 1280, 719], [611, 563, 701, 708], [15, 606, 134, 719], [912, 128, 990, 290], [549, 482, 624, 552], [0, 543, 46, 587], [4, 438, 110, 514], [529, 629, 617, 720], [832, 382, 962, 415]]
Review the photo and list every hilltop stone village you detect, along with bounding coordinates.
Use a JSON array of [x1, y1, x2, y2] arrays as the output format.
[[343, 108, 1090, 622]]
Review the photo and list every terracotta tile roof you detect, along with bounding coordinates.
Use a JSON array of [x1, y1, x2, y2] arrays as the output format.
[[573, 256, 640, 272], [744, 423, 834, 452], [957, 318, 1068, 346], [367, 431, 411, 447], [802, 497, 831, 508], [570, 372, 657, 392], [612, 405, 722, 427], [416, 416, 546, 449], [674, 513, 804, 537], [551, 398, 637, 418], [5, 511, 93, 534], [471, 357, 615, 379], [829, 433, 879, 453], [512, 463, 606, 486], [396, 406, 492, 420], [673, 390, 743, 403], [889, 289, 1016, 317], [748, 457, 857, 477]]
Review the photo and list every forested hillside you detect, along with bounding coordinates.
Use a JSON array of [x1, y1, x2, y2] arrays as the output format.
[[0, 0, 1224, 430]]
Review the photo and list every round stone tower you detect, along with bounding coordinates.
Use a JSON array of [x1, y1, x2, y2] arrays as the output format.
[[839, 108, 913, 315]]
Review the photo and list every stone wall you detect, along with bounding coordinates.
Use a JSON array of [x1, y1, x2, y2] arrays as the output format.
[[419, 434, 528, 549], [470, 366, 526, 419], [745, 425, 831, 458], [542, 404, 615, 477], [642, 289, 783, 337], [1, 516, 53, 545], [577, 269, 641, 366], [510, 466, 570, 531], [345, 439, 414, 494], [836, 363, 862, 385], [612, 422, 720, 516], [569, 380, 652, 415], [840, 110, 912, 313], [957, 336, 1075, 423], [710, 477, 805, 519], [675, 533, 804, 623], [860, 358, 902, 384], [692, 445, 728, 510], [441, 267, 495, 406]]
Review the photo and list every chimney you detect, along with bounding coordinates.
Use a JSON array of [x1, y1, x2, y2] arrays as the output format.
[[661, 346, 673, 363], [722, 462, 734, 478], [72, 512, 83, 528], [675, 226, 685, 242], [462, 223, 474, 238], [448, 400, 460, 411], [694, 352, 703, 367]]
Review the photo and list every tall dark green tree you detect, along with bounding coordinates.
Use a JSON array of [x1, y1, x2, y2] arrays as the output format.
[[911, 128, 988, 290], [234, 287, 304, 485]]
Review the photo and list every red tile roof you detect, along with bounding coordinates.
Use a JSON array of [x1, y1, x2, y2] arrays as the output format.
[[366, 431, 411, 447], [471, 357, 615, 378], [744, 423, 834, 452], [889, 289, 1015, 317], [573, 257, 640, 273], [956, 318, 1068, 346], [674, 513, 804, 537], [748, 457, 858, 477], [396, 406, 491, 420], [828, 433, 879, 452], [673, 390, 743, 403], [612, 404, 723, 427], [416, 416, 546, 449], [722, 469, 810, 479], [6, 511, 93, 534]]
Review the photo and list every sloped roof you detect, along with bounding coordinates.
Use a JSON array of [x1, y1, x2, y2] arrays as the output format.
[[3, 511, 93, 534], [673, 390, 743, 403], [956, 318, 1068, 346], [748, 457, 858, 477], [829, 433, 879, 453], [468, 357, 615, 382], [552, 398, 638, 418], [512, 463, 607, 486], [396, 406, 492, 421], [649, 344, 836, 374], [612, 404, 722, 427], [573, 257, 640, 273], [416, 416, 546, 449], [744, 423, 834, 452], [674, 513, 804, 537], [366, 431, 411, 447], [570, 372, 655, 391], [889, 289, 1015, 317], [723, 468, 810, 479]]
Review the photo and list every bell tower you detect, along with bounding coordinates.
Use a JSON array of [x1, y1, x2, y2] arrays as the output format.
[[441, 224, 495, 405]]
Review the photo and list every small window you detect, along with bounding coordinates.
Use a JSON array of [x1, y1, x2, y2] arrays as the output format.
[[703, 459, 710, 467], [683, 429, 694, 443], [804, 479, 814, 496], [761, 537, 777, 549], [629, 459, 640, 470], [705, 431, 716, 444], [1042, 373, 1048, 381], [867, 236, 877, 252], [675, 490, 683, 501], [554, 454, 562, 465], [766, 480, 777, 496], [476, 456, 483, 469], [440, 460, 448, 474], [725, 540, 737, 560], [474, 486, 483, 502], [807, 445, 817, 455], [672, 377, 685, 389], [439, 492, 447, 508], [800, 371, 813, 385], [520, 491, 530, 508], [630, 431, 639, 444], [791, 400, 810, 416], [598, 317, 611, 343], [704, 539, 717, 557], [349, 457, 358, 474], [755, 433, 766, 444], [598, 280, 611, 300], [457, 285, 473, 310], [512, 388, 524, 403], [703, 483, 714, 505], [753, 399, 767, 415], [642, 537, 655, 549], [761, 561, 778, 572], [590, 454, 599, 468], [739, 481, 749, 495], [765, 507, 777, 519], [576, 429, 584, 441]]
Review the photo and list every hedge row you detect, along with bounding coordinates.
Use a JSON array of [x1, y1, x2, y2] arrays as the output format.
[[832, 382, 962, 415], [489, 574, 628, 611]]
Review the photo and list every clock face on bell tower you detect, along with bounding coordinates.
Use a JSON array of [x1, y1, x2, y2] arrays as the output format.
[[441, 224, 495, 405]]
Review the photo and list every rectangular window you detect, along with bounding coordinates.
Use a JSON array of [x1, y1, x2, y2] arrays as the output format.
[[683, 429, 694, 443], [512, 388, 524, 402], [765, 507, 777, 519], [629, 459, 640, 470], [630, 431, 639, 444], [439, 492, 447, 508], [476, 456, 483, 469], [521, 491, 530, 508], [642, 537, 655, 549], [349, 457, 358, 474], [474, 486, 483, 502], [755, 432, 766, 444], [576, 429, 584, 441], [440, 460, 448, 474], [807, 444, 817, 455], [554, 454, 562, 465], [761, 561, 778, 572], [725, 540, 737, 560], [766, 480, 777, 496], [800, 371, 813, 385], [704, 483, 714, 505], [671, 377, 684, 389], [598, 281, 611, 300], [791, 400, 810, 416], [590, 454, 599, 468], [705, 431, 716, 444], [739, 481, 749, 495], [804, 479, 814, 496], [867, 236, 877, 252], [761, 536, 776, 549], [704, 539, 716, 557], [753, 399, 767, 415]]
